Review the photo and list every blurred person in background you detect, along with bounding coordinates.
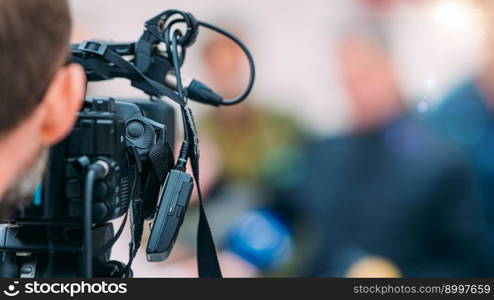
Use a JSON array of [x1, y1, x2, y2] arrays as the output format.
[[155, 24, 305, 277], [199, 28, 305, 187], [280, 19, 492, 277], [428, 0, 494, 261]]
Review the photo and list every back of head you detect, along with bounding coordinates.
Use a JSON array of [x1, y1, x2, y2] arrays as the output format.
[[0, 0, 71, 134]]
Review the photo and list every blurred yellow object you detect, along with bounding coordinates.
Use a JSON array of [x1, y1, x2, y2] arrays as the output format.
[[202, 104, 302, 183], [346, 256, 402, 278]]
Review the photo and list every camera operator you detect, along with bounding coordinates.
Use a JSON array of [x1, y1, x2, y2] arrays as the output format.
[[0, 0, 85, 217]]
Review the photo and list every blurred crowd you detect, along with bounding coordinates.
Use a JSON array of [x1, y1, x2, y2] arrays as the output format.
[[99, 0, 494, 277]]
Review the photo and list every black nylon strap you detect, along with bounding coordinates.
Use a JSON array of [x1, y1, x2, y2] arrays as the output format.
[[183, 104, 222, 278], [191, 154, 223, 278], [77, 42, 186, 107]]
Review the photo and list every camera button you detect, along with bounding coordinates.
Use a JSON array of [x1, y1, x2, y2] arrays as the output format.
[[127, 121, 145, 139]]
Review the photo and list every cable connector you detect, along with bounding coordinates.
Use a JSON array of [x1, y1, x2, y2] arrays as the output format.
[[176, 141, 190, 171], [88, 160, 110, 179], [165, 74, 223, 107], [187, 79, 223, 106]]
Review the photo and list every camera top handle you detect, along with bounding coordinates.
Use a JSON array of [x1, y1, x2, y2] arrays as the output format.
[[70, 9, 255, 107]]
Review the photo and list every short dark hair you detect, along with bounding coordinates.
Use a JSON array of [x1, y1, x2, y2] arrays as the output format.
[[0, 0, 71, 134]]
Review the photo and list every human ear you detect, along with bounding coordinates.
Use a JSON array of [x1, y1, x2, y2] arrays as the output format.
[[38, 63, 86, 145]]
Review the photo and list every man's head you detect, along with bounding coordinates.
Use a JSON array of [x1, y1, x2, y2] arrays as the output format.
[[338, 21, 403, 132], [201, 24, 254, 124], [0, 0, 85, 215], [202, 25, 247, 100]]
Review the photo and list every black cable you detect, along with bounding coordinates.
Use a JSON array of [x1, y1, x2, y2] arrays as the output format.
[[167, 19, 222, 276], [170, 30, 193, 170], [83, 160, 109, 278], [119, 164, 140, 278], [161, 16, 255, 106], [163, 18, 188, 67], [94, 211, 128, 256], [83, 168, 97, 278], [170, 32, 186, 100], [198, 20, 256, 106]]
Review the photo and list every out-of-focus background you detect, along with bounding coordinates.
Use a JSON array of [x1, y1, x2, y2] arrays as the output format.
[[70, 0, 486, 135], [69, 0, 494, 277]]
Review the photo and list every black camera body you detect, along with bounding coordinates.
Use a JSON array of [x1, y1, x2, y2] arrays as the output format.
[[14, 98, 174, 225]]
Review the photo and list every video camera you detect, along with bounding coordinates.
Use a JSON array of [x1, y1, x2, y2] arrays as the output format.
[[0, 9, 255, 278]]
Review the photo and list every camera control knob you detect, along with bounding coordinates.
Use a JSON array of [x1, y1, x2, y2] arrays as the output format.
[[95, 181, 110, 201], [126, 121, 145, 139]]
